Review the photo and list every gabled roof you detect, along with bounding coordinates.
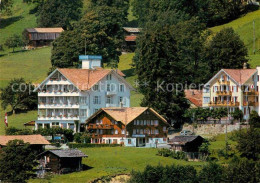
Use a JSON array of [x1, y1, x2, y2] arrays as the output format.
[[0, 135, 50, 146], [205, 69, 256, 86], [26, 28, 64, 33], [35, 67, 132, 91], [125, 35, 137, 42], [40, 149, 87, 158], [223, 69, 256, 84], [168, 135, 203, 145], [123, 27, 141, 33], [86, 107, 169, 125], [185, 89, 202, 107]]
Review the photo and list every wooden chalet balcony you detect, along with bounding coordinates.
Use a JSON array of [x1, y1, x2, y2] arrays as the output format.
[[243, 101, 259, 106], [216, 91, 232, 96], [243, 91, 259, 95], [217, 80, 230, 85], [208, 101, 239, 107], [92, 134, 125, 138], [88, 124, 114, 130]]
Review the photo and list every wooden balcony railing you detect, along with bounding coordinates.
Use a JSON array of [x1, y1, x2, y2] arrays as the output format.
[[243, 101, 259, 106], [217, 80, 230, 85], [216, 91, 232, 96], [208, 101, 239, 107], [88, 124, 114, 129], [243, 91, 259, 95]]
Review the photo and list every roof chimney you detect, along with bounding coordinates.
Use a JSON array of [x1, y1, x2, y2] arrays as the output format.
[[243, 62, 248, 69], [79, 55, 102, 69]]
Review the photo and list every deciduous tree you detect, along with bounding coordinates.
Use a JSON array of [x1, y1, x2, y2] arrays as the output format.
[[37, 0, 83, 29], [4, 34, 23, 52], [51, 0, 129, 68], [0, 78, 37, 114], [0, 140, 37, 183]]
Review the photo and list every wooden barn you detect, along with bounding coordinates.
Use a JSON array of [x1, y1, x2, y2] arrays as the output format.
[[23, 27, 64, 48], [0, 135, 50, 153], [122, 27, 141, 52], [38, 149, 87, 175], [168, 135, 204, 152]]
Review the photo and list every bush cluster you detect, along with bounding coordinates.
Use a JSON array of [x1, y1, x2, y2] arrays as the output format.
[[157, 148, 186, 160], [128, 158, 260, 183]]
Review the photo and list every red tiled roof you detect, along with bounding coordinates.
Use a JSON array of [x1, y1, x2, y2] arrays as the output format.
[[0, 135, 50, 146], [223, 69, 256, 84], [185, 89, 202, 107], [26, 28, 64, 33], [125, 35, 137, 42], [58, 68, 126, 90]]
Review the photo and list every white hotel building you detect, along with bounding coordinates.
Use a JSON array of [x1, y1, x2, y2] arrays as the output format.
[[34, 55, 133, 131]]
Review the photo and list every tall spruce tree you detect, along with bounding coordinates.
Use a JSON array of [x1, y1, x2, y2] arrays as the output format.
[[134, 21, 190, 126], [205, 27, 248, 75]]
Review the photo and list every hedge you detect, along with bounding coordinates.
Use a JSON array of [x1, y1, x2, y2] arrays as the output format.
[[68, 143, 121, 148]]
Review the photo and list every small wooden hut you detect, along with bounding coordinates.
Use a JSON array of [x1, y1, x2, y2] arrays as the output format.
[[168, 135, 204, 152], [38, 149, 87, 174]]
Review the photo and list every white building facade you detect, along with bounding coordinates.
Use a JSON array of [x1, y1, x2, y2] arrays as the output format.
[[34, 55, 133, 131]]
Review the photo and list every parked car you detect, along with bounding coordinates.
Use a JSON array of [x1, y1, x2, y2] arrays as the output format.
[[180, 130, 193, 136]]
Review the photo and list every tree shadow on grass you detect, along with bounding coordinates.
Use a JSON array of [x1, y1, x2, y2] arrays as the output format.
[[0, 16, 23, 29], [122, 68, 135, 78]]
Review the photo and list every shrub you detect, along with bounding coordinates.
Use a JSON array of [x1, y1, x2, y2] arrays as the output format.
[[156, 148, 172, 157], [198, 162, 224, 183], [73, 132, 91, 143], [128, 164, 197, 183], [5, 127, 33, 135]]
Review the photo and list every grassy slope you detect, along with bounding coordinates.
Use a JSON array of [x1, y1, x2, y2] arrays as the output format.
[[210, 10, 260, 68], [29, 147, 205, 183], [0, 0, 37, 49]]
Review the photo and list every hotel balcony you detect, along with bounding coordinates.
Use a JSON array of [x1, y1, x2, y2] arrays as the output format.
[[208, 101, 240, 107], [217, 80, 230, 85], [243, 91, 259, 96], [216, 91, 232, 96], [38, 102, 80, 108], [38, 90, 80, 96], [243, 101, 259, 106], [38, 115, 79, 121]]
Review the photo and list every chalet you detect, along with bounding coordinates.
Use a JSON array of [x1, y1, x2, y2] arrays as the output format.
[[0, 135, 50, 152], [38, 149, 87, 175], [185, 89, 203, 108], [86, 107, 169, 147], [23, 27, 64, 48], [168, 135, 204, 152], [122, 27, 141, 52]]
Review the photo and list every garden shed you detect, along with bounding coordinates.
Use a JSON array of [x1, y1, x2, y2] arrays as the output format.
[[38, 149, 87, 174]]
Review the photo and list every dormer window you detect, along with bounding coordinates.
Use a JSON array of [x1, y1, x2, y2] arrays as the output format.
[[227, 76, 230, 81]]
